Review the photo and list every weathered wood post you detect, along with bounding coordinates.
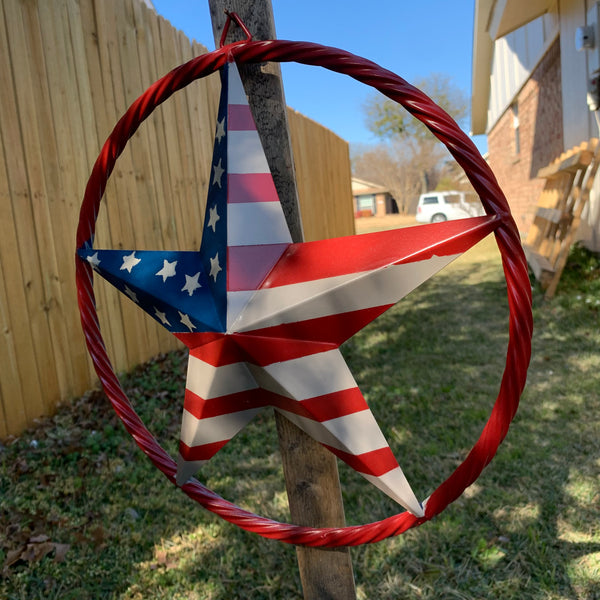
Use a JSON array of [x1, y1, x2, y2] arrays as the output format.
[[208, 2, 357, 598]]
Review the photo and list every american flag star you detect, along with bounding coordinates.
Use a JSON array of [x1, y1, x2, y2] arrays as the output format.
[[77, 61, 499, 517]]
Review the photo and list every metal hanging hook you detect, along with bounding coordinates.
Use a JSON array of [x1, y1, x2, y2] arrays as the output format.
[[219, 10, 253, 48]]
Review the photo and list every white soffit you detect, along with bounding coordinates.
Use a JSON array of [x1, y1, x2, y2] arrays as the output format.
[[488, 0, 552, 40], [471, 0, 494, 135]]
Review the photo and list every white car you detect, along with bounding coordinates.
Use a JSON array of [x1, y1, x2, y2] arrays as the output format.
[[416, 191, 485, 223]]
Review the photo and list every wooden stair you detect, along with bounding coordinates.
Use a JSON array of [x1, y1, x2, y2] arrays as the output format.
[[524, 139, 600, 298]]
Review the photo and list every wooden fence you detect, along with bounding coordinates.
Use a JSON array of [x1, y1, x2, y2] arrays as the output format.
[[0, 0, 354, 439]]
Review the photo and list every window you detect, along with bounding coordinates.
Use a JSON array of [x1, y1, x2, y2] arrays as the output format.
[[444, 194, 461, 204], [462, 192, 479, 203], [357, 194, 375, 213], [422, 196, 439, 205]]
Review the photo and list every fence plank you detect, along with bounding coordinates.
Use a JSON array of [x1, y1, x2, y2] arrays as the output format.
[[0, 1, 56, 422], [4, 0, 68, 411], [117, 0, 165, 357], [131, 0, 180, 355], [157, 15, 197, 252], [0, 130, 28, 438], [177, 29, 209, 248], [69, 0, 128, 378], [288, 109, 355, 241], [101, 0, 152, 368], [132, 1, 172, 251], [5, 0, 70, 407], [36, 0, 94, 390], [22, 0, 84, 402]]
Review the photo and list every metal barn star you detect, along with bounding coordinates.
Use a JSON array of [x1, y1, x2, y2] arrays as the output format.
[[78, 61, 498, 517]]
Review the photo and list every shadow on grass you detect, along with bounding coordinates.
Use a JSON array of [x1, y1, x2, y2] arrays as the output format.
[[346, 261, 600, 599], [1, 253, 599, 599]]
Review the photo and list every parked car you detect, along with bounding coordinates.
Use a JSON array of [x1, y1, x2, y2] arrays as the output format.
[[415, 191, 485, 223]]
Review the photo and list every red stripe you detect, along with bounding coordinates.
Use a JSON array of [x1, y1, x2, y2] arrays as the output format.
[[227, 244, 288, 291], [324, 444, 399, 477], [178, 335, 246, 365], [241, 305, 393, 349], [180, 334, 332, 367], [263, 216, 499, 288], [183, 386, 269, 420], [267, 388, 367, 422], [184, 381, 366, 423], [228, 173, 279, 203], [176, 306, 392, 367], [228, 104, 255, 130], [179, 439, 229, 461], [296, 387, 368, 421], [175, 331, 226, 351], [232, 335, 335, 366], [188, 336, 248, 365]]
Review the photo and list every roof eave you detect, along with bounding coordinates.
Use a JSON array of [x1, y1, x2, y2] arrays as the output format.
[[471, 0, 494, 135], [471, 0, 553, 135], [489, 0, 552, 40]]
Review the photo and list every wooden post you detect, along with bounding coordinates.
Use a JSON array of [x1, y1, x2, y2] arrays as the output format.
[[207, 2, 357, 598]]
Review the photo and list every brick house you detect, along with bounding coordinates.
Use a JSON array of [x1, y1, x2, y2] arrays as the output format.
[[352, 177, 398, 217], [472, 0, 600, 249]]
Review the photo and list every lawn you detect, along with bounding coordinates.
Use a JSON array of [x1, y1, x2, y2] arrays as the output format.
[[1, 219, 599, 599]]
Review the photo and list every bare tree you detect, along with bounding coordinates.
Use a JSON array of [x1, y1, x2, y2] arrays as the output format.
[[364, 73, 468, 141], [360, 73, 469, 202], [352, 144, 425, 213]]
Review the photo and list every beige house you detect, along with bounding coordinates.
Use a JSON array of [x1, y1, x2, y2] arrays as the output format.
[[472, 0, 600, 249], [352, 177, 398, 217]]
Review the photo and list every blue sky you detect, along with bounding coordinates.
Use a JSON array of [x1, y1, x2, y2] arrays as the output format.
[[151, 1, 486, 155]]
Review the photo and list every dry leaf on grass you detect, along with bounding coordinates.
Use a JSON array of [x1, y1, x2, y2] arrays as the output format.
[[2, 535, 70, 574]]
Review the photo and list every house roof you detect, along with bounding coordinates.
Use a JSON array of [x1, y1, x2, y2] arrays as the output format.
[[351, 177, 389, 196], [471, 0, 553, 135]]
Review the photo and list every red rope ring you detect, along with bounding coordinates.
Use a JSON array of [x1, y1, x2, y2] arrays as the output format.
[[76, 40, 533, 546]]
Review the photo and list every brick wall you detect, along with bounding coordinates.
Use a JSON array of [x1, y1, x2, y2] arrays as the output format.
[[487, 38, 563, 234]]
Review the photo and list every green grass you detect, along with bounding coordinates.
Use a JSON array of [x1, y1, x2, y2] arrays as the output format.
[[1, 238, 599, 599]]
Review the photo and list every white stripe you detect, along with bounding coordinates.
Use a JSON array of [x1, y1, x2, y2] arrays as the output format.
[[274, 408, 388, 455], [362, 468, 424, 517], [180, 407, 261, 447], [228, 202, 292, 246], [229, 255, 458, 333], [251, 349, 357, 399], [274, 407, 423, 515], [227, 290, 254, 332], [227, 273, 355, 333], [227, 64, 248, 105], [319, 409, 390, 454], [228, 130, 270, 174], [186, 354, 257, 399]]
